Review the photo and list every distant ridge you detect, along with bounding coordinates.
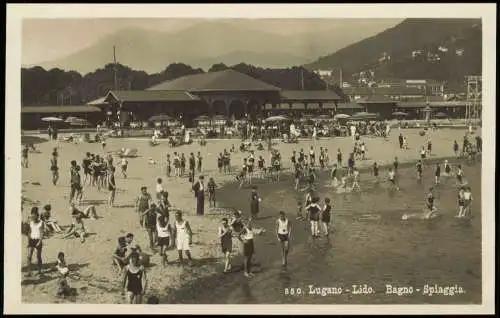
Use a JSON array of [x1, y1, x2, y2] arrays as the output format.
[[306, 18, 482, 87]]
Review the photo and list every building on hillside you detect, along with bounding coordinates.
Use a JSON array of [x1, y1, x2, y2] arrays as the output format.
[[21, 105, 104, 130], [405, 79, 445, 96], [342, 86, 425, 102]]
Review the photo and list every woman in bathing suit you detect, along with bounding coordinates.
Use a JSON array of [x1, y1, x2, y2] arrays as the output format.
[[122, 252, 147, 304], [276, 211, 292, 267]]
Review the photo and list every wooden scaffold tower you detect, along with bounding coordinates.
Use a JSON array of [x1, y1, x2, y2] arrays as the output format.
[[465, 75, 482, 125]]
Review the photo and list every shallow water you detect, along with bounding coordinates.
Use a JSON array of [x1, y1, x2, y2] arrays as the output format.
[[163, 158, 482, 304]]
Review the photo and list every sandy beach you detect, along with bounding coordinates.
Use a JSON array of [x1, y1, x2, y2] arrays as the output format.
[[21, 127, 477, 303]]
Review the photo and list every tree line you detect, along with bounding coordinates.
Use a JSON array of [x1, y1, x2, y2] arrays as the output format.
[[21, 62, 346, 106]]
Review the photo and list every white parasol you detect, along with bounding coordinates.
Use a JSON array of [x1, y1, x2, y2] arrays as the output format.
[[41, 117, 63, 122]]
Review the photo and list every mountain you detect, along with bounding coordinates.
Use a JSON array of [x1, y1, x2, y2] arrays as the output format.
[[306, 18, 482, 86], [196, 50, 312, 70], [35, 20, 399, 74]]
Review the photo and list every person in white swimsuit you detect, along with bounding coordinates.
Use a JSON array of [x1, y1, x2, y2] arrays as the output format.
[[156, 214, 172, 266], [26, 207, 44, 277], [173, 211, 193, 265], [276, 211, 292, 267]]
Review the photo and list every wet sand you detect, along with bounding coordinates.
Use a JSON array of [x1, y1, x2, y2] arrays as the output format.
[[161, 157, 482, 304]]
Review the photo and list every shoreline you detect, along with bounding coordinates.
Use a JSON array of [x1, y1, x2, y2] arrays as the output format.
[[159, 152, 481, 304]]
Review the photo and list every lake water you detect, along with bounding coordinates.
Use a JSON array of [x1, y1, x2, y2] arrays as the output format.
[[163, 158, 482, 304]]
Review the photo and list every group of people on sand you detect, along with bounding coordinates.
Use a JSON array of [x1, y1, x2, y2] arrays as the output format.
[[164, 151, 203, 180], [21, 124, 480, 303]]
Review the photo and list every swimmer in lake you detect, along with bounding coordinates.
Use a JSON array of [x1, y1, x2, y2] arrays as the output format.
[[434, 163, 441, 185], [426, 188, 436, 212], [456, 165, 464, 185], [444, 160, 451, 177], [372, 162, 379, 183], [416, 160, 423, 180], [388, 168, 400, 191], [330, 163, 339, 186], [351, 168, 361, 191]]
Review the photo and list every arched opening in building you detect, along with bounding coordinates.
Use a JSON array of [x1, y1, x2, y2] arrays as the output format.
[[229, 99, 246, 120]]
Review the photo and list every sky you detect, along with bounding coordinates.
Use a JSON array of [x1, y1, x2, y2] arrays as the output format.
[[22, 18, 402, 66]]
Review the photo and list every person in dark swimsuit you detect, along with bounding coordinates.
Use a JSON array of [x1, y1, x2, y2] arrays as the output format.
[[250, 186, 261, 220], [426, 188, 435, 212], [122, 252, 147, 304], [50, 151, 59, 186], [108, 166, 117, 207], [434, 163, 441, 185], [321, 198, 332, 236], [372, 162, 379, 182], [416, 160, 423, 180]]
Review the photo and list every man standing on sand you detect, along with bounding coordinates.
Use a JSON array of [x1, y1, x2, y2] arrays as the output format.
[[399, 133, 404, 149], [192, 175, 205, 216], [136, 187, 153, 227]]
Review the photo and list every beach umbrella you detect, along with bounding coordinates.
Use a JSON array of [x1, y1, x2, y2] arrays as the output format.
[[392, 111, 408, 116], [41, 116, 63, 122], [352, 112, 378, 119], [194, 115, 211, 121], [422, 106, 432, 112], [333, 113, 351, 120], [434, 112, 448, 118], [263, 115, 291, 123], [149, 114, 173, 122], [314, 114, 333, 121], [65, 116, 90, 126]]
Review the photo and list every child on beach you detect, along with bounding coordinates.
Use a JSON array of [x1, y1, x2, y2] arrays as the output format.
[[55, 251, 69, 276], [219, 218, 233, 273], [207, 177, 217, 208]]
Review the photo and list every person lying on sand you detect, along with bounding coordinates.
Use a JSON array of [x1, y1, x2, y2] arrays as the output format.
[[401, 208, 440, 221], [70, 203, 98, 220]]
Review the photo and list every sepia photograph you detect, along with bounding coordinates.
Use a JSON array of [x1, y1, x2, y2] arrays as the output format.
[[5, 3, 496, 315]]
